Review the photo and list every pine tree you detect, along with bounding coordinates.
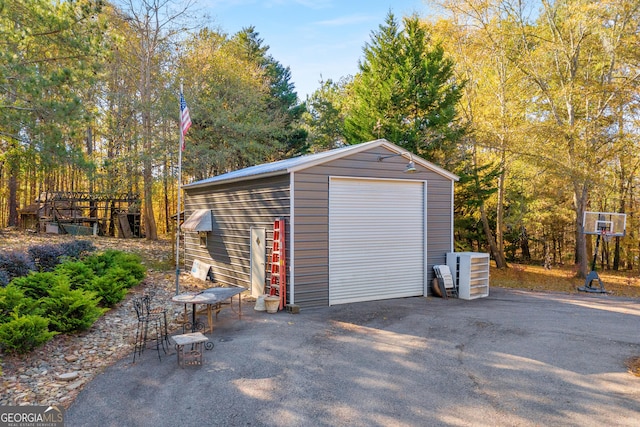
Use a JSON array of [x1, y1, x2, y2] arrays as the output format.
[[344, 12, 401, 144], [0, 0, 104, 226], [303, 78, 350, 151], [344, 13, 464, 163], [234, 27, 307, 156]]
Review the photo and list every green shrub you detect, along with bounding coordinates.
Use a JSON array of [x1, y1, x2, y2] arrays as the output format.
[[0, 248, 146, 354], [83, 250, 116, 276], [110, 252, 146, 281], [55, 261, 96, 289], [40, 283, 106, 333], [0, 285, 38, 324], [10, 272, 68, 300], [109, 265, 141, 289], [0, 313, 57, 354], [85, 271, 128, 307], [83, 250, 146, 281]]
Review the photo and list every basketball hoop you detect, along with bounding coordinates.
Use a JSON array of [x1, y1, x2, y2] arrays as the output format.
[[578, 211, 626, 294]]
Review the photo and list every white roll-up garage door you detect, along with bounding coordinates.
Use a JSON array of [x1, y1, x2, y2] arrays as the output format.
[[328, 177, 426, 305]]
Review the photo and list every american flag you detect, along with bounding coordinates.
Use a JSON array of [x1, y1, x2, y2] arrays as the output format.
[[180, 93, 192, 150]]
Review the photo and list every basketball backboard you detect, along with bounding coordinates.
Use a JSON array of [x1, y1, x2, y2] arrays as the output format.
[[583, 211, 626, 236]]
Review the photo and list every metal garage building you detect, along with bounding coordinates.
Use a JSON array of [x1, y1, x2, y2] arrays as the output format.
[[181, 139, 458, 309]]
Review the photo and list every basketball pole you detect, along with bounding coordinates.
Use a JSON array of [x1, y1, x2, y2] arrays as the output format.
[[578, 211, 627, 294], [590, 232, 602, 273], [578, 231, 608, 293]]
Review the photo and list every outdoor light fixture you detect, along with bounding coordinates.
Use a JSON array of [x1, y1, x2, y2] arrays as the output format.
[[404, 156, 417, 173], [377, 152, 417, 174]]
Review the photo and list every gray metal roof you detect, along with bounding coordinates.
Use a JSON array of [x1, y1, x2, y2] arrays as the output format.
[[183, 139, 458, 189]]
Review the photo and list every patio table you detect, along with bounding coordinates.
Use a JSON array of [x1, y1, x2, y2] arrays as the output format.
[[171, 287, 245, 335]]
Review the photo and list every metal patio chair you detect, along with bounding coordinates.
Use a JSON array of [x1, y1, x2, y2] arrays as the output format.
[[132, 295, 168, 362]]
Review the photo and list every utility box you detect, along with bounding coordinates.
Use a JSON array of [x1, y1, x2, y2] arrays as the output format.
[[446, 252, 490, 300]]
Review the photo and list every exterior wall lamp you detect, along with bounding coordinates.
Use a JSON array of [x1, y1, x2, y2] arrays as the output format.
[[377, 152, 417, 173]]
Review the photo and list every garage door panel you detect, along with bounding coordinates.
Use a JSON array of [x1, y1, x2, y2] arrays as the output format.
[[329, 178, 425, 305]]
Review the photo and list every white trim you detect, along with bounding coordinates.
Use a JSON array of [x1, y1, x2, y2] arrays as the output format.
[[288, 139, 459, 181], [450, 180, 455, 252], [423, 180, 428, 296], [289, 172, 295, 305], [249, 227, 266, 298], [328, 175, 427, 184], [286, 139, 387, 172], [183, 139, 459, 190]]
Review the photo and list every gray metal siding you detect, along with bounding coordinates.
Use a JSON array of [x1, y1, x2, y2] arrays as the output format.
[[183, 175, 290, 290], [292, 146, 455, 308]]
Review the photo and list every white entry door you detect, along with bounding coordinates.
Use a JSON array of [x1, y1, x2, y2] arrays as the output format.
[[329, 177, 426, 305], [250, 227, 266, 298]]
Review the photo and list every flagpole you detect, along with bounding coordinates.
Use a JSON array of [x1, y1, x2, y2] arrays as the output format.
[[175, 81, 184, 295]]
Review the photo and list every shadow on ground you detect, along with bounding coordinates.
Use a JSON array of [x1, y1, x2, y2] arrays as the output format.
[[66, 288, 640, 427]]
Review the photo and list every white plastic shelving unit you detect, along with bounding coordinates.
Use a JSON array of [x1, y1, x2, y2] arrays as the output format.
[[446, 252, 490, 300]]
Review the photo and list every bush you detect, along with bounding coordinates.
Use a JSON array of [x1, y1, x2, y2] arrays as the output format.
[[0, 285, 38, 324], [82, 252, 112, 276], [85, 273, 128, 307], [0, 241, 95, 283], [58, 240, 96, 260], [0, 270, 10, 288], [0, 313, 57, 354], [40, 283, 106, 333], [0, 247, 146, 354], [75, 250, 146, 307], [28, 244, 64, 272], [105, 264, 143, 289], [54, 261, 96, 289], [83, 249, 146, 281], [110, 251, 146, 281], [0, 251, 35, 285], [10, 272, 69, 300]]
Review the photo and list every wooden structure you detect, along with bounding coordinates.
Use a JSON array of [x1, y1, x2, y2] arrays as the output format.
[[21, 191, 142, 237]]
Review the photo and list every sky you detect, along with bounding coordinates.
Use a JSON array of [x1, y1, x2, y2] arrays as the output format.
[[200, 0, 433, 100]]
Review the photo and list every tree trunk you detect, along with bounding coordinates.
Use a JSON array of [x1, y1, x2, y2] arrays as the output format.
[[520, 226, 531, 261], [496, 163, 506, 262], [142, 114, 157, 240], [573, 183, 589, 278], [480, 202, 506, 268], [543, 239, 551, 269], [8, 156, 18, 227], [140, 20, 157, 241]]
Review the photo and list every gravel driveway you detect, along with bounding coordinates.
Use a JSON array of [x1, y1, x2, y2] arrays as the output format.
[[66, 287, 640, 427]]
